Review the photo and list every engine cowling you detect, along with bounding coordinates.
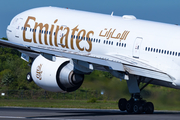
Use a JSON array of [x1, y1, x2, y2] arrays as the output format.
[[31, 55, 84, 92]]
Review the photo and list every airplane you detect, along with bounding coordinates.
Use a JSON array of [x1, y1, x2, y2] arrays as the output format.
[[1, 6, 180, 114]]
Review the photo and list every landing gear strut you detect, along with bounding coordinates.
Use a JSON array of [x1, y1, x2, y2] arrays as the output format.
[[118, 75, 154, 114]]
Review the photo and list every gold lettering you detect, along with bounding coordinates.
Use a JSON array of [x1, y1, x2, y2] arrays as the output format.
[[120, 31, 126, 40], [54, 26, 63, 47], [60, 27, 70, 48], [110, 29, 117, 39], [76, 29, 86, 51], [49, 19, 58, 46], [71, 25, 79, 49], [86, 31, 94, 52], [106, 28, 112, 39], [99, 28, 130, 41], [99, 28, 107, 37], [23, 16, 36, 42], [124, 31, 130, 40], [34, 23, 49, 44], [116, 33, 121, 39]]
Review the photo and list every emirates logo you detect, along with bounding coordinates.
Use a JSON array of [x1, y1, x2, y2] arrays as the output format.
[[36, 64, 43, 80]]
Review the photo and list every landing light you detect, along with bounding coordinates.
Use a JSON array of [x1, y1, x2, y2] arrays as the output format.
[[1, 93, 5, 96]]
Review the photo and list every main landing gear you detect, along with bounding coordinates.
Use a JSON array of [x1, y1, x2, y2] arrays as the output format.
[[118, 94, 154, 114], [118, 75, 154, 114]]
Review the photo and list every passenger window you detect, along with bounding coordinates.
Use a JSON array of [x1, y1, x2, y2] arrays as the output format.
[[162, 50, 164, 53], [91, 38, 93, 41], [104, 40, 105, 44], [159, 49, 161, 53], [156, 49, 158, 53], [175, 52, 177, 56], [153, 48, 155, 52], [173, 52, 175, 55], [151, 48, 153, 52], [124, 44, 126, 47], [99, 39, 100, 43], [179, 53, 180, 56], [122, 43, 124, 47], [167, 51, 169, 55], [94, 38, 95, 42], [164, 50, 166, 54], [145, 47, 147, 51], [170, 51, 172, 55], [111, 42, 113, 45], [119, 43, 121, 46], [148, 47, 150, 51], [116, 42, 118, 46], [106, 41, 108, 44]]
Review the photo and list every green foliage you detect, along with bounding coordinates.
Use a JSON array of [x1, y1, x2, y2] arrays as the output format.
[[0, 47, 32, 90], [0, 37, 8, 40], [87, 98, 97, 103], [1, 69, 15, 86]]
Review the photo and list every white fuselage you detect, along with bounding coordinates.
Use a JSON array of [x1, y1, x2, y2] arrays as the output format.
[[6, 7, 180, 88]]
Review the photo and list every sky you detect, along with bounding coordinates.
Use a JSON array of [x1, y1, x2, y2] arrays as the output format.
[[0, 0, 180, 37]]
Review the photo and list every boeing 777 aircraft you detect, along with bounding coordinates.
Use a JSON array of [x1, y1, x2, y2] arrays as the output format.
[[1, 7, 180, 114]]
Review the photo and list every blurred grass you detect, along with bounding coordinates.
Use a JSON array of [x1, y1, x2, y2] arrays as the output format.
[[0, 100, 118, 109], [1, 71, 180, 111], [0, 99, 180, 111]]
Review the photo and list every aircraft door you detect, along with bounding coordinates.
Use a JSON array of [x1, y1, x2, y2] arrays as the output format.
[[132, 37, 143, 58]]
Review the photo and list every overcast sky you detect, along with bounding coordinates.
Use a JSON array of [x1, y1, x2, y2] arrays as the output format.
[[0, 0, 180, 37]]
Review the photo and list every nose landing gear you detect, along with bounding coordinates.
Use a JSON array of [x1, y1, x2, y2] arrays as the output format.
[[26, 72, 33, 82]]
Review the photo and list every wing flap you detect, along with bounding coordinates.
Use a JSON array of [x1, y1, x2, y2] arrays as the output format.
[[108, 54, 174, 83]]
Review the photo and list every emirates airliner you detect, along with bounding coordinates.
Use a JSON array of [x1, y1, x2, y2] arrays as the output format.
[[1, 7, 180, 114]]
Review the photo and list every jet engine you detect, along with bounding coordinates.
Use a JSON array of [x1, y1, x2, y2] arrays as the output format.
[[31, 55, 84, 92]]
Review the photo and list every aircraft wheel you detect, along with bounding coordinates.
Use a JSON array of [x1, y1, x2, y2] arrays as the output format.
[[118, 98, 127, 111], [126, 101, 133, 113], [26, 72, 33, 82], [144, 102, 154, 114], [133, 101, 143, 114]]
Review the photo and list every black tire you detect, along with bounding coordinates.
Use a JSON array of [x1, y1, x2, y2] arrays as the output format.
[[26, 72, 33, 82], [126, 101, 133, 113], [144, 102, 154, 114], [118, 98, 127, 111], [133, 102, 143, 114]]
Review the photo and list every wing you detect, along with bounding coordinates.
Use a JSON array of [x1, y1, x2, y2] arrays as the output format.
[[0, 39, 174, 85], [0, 39, 39, 53]]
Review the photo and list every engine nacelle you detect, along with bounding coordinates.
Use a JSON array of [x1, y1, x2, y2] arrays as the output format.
[[31, 55, 84, 92]]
